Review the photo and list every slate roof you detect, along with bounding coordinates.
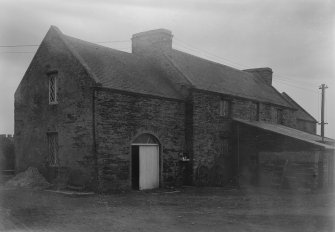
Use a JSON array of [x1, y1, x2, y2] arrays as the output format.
[[61, 34, 183, 100], [54, 26, 293, 107], [281, 92, 317, 122], [163, 50, 292, 107]]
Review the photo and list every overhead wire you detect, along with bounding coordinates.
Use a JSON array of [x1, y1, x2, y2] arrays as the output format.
[[173, 38, 252, 70], [173, 38, 322, 92], [0, 51, 35, 54], [0, 40, 130, 48], [0, 38, 325, 95]]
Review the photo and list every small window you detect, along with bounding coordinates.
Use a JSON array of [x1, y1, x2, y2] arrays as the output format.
[[277, 109, 283, 124], [221, 139, 229, 154], [49, 73, 58, 104], [256, 102, 260, 121], [47, 132, 58, 166], [220, 138, 231, 157], [219, 100, 229, 117]]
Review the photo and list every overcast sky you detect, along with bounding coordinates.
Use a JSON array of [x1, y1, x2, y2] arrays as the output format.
[[1, 0, 334, 138]]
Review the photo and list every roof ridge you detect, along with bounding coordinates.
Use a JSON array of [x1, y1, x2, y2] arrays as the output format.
[[265, 81, 296, 109], [172, 48, 250, 75], [64, 34, 133, 57], [169, 49, 293, 109], [282, 92, 318, 122], [161, 50, 194, 87], [51, 27, 100, 84], [240, 67, 296, 109]]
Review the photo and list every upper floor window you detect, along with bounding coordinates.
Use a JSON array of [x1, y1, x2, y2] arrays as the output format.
[[48, 73, 58, 104], [277, 109, 284, 124], [256, 102, 260, 121], [219, 100, 230, 117]]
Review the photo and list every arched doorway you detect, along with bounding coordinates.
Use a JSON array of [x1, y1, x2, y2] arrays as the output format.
[[131, 133, 160, 190]]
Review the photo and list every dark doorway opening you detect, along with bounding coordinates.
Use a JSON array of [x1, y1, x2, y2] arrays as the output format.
[[131, 146, 139, 190]]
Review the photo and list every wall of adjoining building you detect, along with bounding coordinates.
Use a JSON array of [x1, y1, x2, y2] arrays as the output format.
[[14, 30, 96, 189], [94, 89, 185, 192], [297, 119, 317, 134], [0, 134, 14, 170]]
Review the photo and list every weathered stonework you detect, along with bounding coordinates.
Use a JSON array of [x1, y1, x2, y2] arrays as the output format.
[[14, 26, 330, 193], [94, 89, 185, 191], [14, 29, 96, 188], [297, 119, 317, 134], [190, 90, 235, 186]]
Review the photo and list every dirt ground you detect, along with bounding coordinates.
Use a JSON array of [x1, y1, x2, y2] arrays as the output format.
[[0, 185, 334, 232]]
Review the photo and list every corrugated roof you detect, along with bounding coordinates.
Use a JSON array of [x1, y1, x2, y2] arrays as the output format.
[[281, 92, 317, 122], [62, 35, 183, 100], [234, 118, 334, 149], [164, 50, 292, 107]]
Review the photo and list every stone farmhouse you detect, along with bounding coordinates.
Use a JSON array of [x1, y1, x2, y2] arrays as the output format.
[[14, 26, 334, 191]]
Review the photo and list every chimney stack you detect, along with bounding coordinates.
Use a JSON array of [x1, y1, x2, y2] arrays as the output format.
[[131, 29, 173, 54], [244, 68, 273, 85]]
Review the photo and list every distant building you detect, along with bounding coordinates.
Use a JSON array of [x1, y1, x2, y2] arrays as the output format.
[[14, 26, 334, 191], [0, 134, 14, 170], [281, 92, 318, 134]]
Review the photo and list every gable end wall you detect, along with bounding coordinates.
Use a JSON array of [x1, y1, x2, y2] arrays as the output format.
[[14, 31, 96, 188]]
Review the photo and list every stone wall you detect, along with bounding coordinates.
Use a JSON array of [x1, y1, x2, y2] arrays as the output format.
[[190, 89, 299, 187], [191, 90, 235, 186], [297, 119, 317, 134], [94, 89, 185, 191], [14, 28, 96, 188], [231, 99, 258, 121], [259, 103, 296, 127]]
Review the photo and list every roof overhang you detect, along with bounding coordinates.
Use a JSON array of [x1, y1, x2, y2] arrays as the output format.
[[233, 118, 335, 150]]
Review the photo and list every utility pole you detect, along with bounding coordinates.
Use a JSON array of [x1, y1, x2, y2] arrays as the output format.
[[319, 84, 328, 142]]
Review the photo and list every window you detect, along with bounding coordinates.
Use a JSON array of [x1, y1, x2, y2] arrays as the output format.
[[47, 133, 58, 166], [277, 109, 284, 124], [219, 138, 231, 157], [219, 100, 229, 117], [256, 102, 260, 121], [221, 139, 229, 154], [48, 73, 58, 104]]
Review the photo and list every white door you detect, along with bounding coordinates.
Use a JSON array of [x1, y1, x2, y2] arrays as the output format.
[[139, 145, 159, 190]]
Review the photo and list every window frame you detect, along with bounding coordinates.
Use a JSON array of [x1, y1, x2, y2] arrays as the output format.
[[219, 99, 230, 118], [47, 132, 59, 166], [277, 108, 284, 124], [48, 73, 58, 104]]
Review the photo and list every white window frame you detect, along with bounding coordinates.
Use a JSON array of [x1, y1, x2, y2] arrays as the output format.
[[219, 100, 229, 117], [49, 74, 58, 104]]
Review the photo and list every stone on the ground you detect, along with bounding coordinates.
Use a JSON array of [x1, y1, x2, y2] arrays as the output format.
[[5, 167, 51, 189]]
